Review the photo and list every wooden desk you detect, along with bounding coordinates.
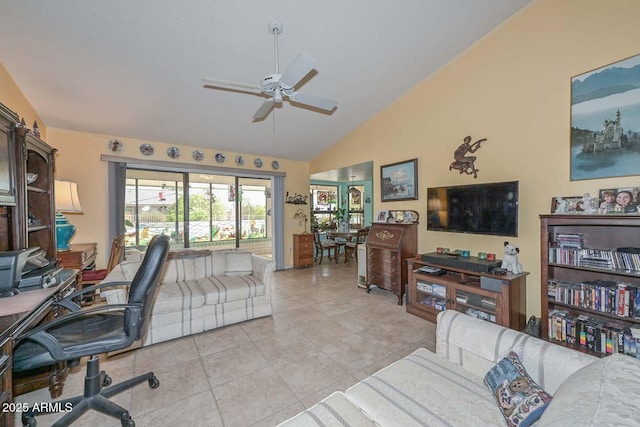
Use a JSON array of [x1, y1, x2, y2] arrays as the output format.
[[57, 242, 97, 274], [0, 270, 77, 426], [57, 243, 97, 305]]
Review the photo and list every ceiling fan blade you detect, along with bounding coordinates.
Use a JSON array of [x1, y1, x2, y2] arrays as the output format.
[[202, 77, 263, 94], [289, 92, 337, 111], [253, 99, 274, 120], [279, 53, 317, 88]]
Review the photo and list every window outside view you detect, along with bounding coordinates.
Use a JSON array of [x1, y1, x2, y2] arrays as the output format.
[[124, 170, 271, 256]]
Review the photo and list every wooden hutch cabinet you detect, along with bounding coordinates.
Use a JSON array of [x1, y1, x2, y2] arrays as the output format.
[[0, 103, 62, 426], [366, 222, 418, 305], [0, 103, 57, 259]]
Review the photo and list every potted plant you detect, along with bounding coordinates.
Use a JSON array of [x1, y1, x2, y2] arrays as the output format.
[[333, 207, 349, 232]]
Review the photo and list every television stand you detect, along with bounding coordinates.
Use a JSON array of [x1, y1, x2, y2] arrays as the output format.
[[406, 257, 528, 330]]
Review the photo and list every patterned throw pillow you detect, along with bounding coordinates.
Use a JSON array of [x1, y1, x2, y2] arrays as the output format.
[[484, 351, 553, 427]]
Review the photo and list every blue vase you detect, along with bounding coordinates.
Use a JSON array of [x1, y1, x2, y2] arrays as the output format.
[[56, 213, 76, 251]]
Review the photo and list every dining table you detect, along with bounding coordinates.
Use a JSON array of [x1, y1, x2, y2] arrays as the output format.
[[326, 230, 358, 263]]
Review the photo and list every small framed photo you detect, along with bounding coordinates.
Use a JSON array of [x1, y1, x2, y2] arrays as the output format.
[[551, 196, 584, 214], [598, 187, 640, 214], [380, 158, 418, 202], [375, 210, 390, 222]]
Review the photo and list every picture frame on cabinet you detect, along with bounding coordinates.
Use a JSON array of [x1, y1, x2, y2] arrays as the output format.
[[380, 158, 418, 202], [598, 187, 640, 214], [550, 196, 583, 214], [375, 210, 390, 223], [570, 52, 640, 181]]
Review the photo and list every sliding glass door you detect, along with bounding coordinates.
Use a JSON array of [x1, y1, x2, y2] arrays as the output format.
[[124, 169, 272, 258], [237, 177, 271, 256], [124, 170, 184, 248]]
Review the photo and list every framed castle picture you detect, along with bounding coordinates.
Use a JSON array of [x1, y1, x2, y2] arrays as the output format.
[[570, 53, 640, 180]]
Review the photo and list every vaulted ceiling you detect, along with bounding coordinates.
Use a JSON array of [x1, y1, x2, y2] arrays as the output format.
[[0, 0, 531, 161]]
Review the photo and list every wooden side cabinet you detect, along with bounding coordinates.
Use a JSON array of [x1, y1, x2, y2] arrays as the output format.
[[293, 233, 314, 268], [406, 257, 528, 330], [366, 222, 418, 305]]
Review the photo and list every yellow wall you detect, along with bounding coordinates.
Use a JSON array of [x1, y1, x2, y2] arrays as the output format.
[[311, 0, 640, 316], [0, 63, 46, 139]]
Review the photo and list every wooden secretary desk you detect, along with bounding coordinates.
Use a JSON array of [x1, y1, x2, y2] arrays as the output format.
[[366, 221, 418, 305]]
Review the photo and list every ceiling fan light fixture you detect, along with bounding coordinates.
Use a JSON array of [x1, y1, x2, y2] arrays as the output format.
[[347, 175, 361, 196], [274, 88, 283, 104]]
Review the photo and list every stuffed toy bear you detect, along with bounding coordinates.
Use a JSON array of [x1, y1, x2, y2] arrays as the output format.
[[501, 241, 523, 274]]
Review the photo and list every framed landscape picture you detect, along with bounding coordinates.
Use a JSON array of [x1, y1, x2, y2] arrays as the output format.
[[380, 158, 418, 202], [570, 53, 640, 180]]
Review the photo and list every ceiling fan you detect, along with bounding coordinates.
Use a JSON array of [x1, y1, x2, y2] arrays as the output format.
[[203, 21, 337, 121]]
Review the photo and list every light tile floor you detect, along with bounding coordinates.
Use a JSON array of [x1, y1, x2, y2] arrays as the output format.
[[15, 261, 436, 426]]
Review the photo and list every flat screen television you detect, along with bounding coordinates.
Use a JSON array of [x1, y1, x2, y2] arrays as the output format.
[[427, 181, 519, 237]]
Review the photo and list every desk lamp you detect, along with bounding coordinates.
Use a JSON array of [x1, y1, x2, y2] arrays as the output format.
[[55, 179, 83, 251]]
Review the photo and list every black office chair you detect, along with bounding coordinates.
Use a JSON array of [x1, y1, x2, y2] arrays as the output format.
[[12, 234, 170, 427]]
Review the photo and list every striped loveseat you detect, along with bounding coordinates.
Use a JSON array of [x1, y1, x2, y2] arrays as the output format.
[[280, 310, 640, 426], [100, 248, 275, 347]]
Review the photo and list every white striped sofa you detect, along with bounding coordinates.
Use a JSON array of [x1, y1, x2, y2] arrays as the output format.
[[280, 310, 640, 426], [100, 248, 275, 347]]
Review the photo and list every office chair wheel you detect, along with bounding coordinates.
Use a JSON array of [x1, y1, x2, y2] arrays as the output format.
[[103, 374, 112, 387], [121, 416, 135, 427], [148, 375, 160, 389], [21, 414, 36, 427]]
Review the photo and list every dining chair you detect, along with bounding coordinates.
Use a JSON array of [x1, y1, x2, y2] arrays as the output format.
[[344, 226, 370, 262], [313, 231, 337, 264], [79, 235, 124, 305]]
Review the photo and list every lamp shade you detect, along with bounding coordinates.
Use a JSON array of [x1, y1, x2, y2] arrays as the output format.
[[54, 180, 83, 251], [55, 180, 83, 213]]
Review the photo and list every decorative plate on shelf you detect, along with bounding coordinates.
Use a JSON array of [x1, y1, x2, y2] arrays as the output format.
[[271, 160, 280, 170], [254, 158, 263, 168], [264, 188, 272, 198], [215, 153, 226, 163], [140, 144, 154, 156], [192, 150, 204, 161], [235, 155, 245, 166], [108, 139, 124, 152], [167, 147, 180, 159], [26, 173, 38, 184]]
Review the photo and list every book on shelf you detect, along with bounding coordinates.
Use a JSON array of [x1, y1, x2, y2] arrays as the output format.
[[456, 292, 469, 304], [548, 309, 639, 358], [432, 284, 446, 298], [481, 297, 496, 307], [548, 245, 640, 273], [416, 281, 433, 294], [549, 279, 638, 319], [553, 232, 584, 248]]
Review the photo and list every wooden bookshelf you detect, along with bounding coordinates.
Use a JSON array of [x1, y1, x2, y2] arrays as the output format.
[[540, 214, 640, 358]]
